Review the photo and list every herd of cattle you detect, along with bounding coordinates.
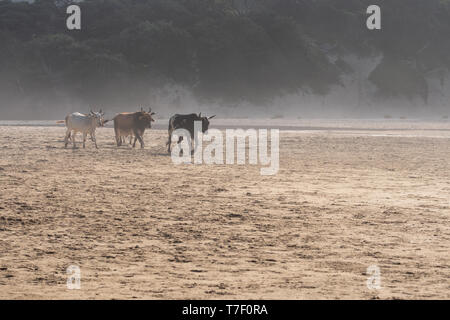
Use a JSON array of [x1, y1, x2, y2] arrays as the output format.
[[58, 108, 215, 152]]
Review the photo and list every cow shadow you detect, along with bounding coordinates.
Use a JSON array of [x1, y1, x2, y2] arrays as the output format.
[[150, 152, 171, 157]]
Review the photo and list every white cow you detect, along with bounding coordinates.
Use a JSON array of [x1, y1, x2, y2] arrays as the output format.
[[63, 111, 106, 149]]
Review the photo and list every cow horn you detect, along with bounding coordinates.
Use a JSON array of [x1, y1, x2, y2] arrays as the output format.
[[208, 115, 216, 120], [198, 112, 202, 117]]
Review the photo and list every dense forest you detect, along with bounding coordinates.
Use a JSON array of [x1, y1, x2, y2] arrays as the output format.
[[0, 0, 449, 118]]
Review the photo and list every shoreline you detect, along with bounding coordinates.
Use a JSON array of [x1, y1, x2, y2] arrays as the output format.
[[1, 118, 450, 132]]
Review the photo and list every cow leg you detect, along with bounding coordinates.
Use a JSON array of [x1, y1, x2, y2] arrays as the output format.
[[192, 133, 198, 155], [131, 129, 144, 149], [129, 136, 133, 145], [177, 136, 184, 156], [82, 133, 87, 148], [64, 129, 71, 148], [134, 135, 144, 149], [92, 132, 98, 149], [167, 129, 173, 153], [72, 132, 77, 149], [115, 130, 121, 147]]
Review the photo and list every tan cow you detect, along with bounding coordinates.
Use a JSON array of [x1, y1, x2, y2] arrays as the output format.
[[113, 108, 155, 148]]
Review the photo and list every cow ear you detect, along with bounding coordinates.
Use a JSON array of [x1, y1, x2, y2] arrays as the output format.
[[151, 112, 156, 116], [208, 115, 216, 120]]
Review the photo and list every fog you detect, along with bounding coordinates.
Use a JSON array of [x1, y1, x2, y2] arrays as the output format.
[[1, 0, 449, 120], [2, 59, 448, 121]]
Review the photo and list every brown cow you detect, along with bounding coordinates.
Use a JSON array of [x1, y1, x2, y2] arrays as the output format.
[[113, 108, 155, 148]]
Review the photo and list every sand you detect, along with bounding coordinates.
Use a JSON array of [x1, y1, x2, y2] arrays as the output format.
[[0, 121, 449, 299]]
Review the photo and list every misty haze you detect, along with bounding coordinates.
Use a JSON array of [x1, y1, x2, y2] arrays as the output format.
[[0, 0, 449, 302], [1, 0, 449, 119]]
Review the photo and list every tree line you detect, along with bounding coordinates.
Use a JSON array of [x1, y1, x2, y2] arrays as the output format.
[[0, 0, 449, 117]]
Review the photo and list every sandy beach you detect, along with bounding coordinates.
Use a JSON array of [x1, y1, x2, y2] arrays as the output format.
[[0, 120, 449, 299]]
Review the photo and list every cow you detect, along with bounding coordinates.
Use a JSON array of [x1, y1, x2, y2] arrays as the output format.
[[62, 110, 106, 149], [113, 108, 155, 149], [166, 113, 216, 154]]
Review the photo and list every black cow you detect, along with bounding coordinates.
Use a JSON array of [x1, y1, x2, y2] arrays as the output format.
[[167, 113, 216, 154]]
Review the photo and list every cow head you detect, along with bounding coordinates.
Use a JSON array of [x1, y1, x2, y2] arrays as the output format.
[[198, 113, 215, 133], [138, 108, 156, 128], [90, 109, 106, 127]]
